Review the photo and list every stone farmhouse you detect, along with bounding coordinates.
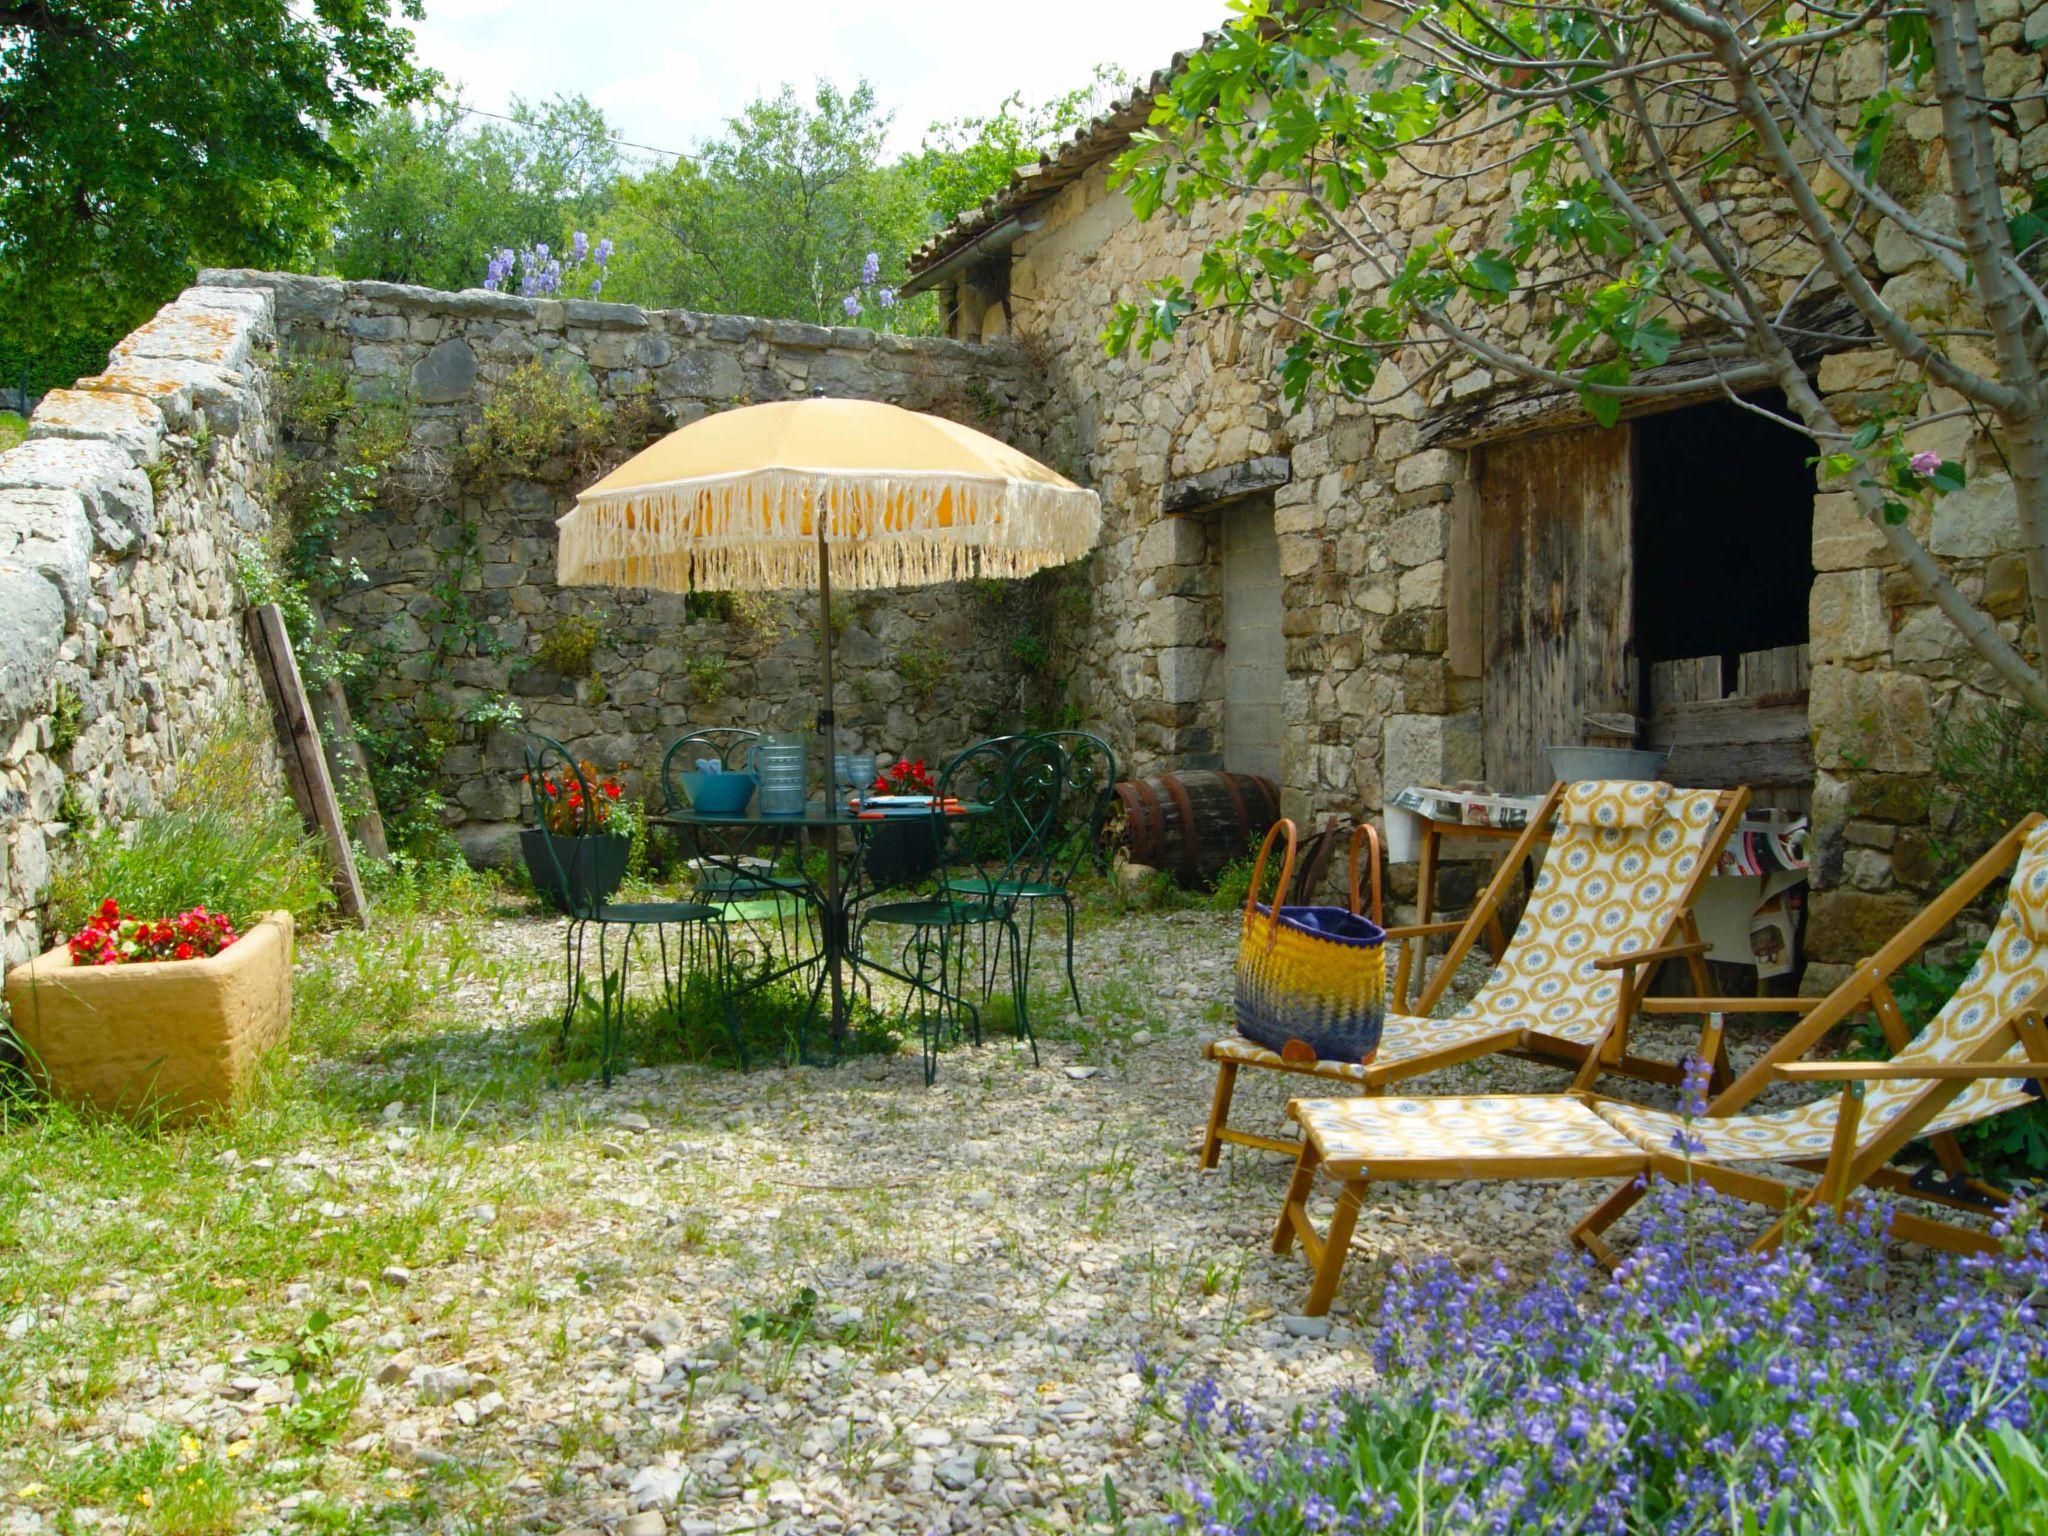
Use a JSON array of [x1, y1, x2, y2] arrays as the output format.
[[903, 19, 2048, 990]]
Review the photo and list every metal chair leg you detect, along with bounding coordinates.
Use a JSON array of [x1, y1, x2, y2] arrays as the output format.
[[912, 929, 940, 1086], [558, 920, 587, 1057], [710, 921, 749, 1072], [597, 923, 632, 1087], [1006, 915, 1037, 1066], [1061, 896, 1083, 1016]]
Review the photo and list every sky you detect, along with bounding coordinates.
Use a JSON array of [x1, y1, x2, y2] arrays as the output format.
[[405, 1, 1212, 162]]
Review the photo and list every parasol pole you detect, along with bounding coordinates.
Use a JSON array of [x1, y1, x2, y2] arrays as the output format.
[[815, 489, 846, 1050]]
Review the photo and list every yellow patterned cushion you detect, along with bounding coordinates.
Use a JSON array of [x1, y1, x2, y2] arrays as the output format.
[[1291, 1094, 1646, 1174], [1450, 788, 1723, 1046], [2003, 821, 2048, 943], [1594, 1075, 2028, 1164], [1558, 779, 1675, 830], [1208, 1013, 1522, 1082]]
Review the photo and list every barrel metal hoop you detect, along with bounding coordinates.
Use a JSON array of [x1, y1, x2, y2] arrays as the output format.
[[1162, 773, 1201, 882], [1219, 771, 1248, 834], [1120, 779, 1161, 867]]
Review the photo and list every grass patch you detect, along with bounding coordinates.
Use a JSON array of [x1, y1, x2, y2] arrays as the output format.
[[549, 951, 904, 1079], [44, 709, 332, 933], [0, 410, 25, 453]]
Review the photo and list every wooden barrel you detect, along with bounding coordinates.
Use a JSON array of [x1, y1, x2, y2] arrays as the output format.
[[1113, 770, 1282, 888]]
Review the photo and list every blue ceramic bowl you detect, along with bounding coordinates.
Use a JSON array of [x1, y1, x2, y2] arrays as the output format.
[[678, 771, 757, 815]]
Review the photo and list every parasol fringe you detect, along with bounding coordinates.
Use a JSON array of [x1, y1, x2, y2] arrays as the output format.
[[554, 466, 1102, 592]]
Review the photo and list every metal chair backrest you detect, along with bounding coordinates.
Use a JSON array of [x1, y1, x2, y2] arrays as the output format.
[[521, 731, 608, 920], [932, 735, 1060, 907], [660, 728, 761, 811], [1020, 730, 1116, 888]]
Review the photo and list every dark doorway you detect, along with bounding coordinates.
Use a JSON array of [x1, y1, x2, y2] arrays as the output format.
[[1633, 390, 1817, 810], [1632, 390, 1815, 678]]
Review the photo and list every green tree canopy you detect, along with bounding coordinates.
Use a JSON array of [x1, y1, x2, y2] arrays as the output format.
[[328, 94, 622, 293], [0, 0, 426, 385], [911, 64, 1132, 227], [605, 80, 933, 327]]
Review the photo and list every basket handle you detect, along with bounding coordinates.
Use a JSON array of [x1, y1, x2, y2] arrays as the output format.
[[1347, 821, 1383, 925], [1243, 817, 1298, 948]]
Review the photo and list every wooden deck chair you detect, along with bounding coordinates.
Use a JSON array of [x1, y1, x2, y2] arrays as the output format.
[[1199, 780, 1749, 1166], [1271, 815, 2048, 1315]]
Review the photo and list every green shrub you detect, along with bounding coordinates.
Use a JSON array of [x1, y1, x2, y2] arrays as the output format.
[[277, 352, 353, 439], [686, 652, 729, 705], [896, 637, 952, 704], [1208, 853, 1258, 912], [685, 589, 781, 636], [1932, 699, 2048, 874], [44, 713, 334, 933], [533, 613, 605, 678], [360, 848, 502, 919], [1851, 941, 2048, 1179], [48, 682, 84, 756], [462, 358, 610, 480]]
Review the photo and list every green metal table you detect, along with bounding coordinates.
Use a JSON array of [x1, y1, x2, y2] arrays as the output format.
[[652, 801, 986, 1060]]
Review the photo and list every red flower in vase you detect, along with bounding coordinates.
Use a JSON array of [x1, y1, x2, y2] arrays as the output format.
[[871, 757, 936, 796]]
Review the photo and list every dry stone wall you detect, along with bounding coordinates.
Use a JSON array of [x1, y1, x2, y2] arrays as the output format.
[[0, 286, 282, 965], [987, 18, 2047, 958], [201, 271, 1060, 863]]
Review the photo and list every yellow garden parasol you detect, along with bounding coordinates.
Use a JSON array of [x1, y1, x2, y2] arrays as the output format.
[[559, 394, 1100, 804]]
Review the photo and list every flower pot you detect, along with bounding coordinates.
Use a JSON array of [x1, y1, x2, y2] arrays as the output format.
[[521, 828, 629, 914], [864, 818, 946, 887], [2, 911, 295, 1125]]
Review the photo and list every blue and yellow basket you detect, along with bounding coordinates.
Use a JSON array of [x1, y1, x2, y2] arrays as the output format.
[[1234, 818, 1386, 1064]]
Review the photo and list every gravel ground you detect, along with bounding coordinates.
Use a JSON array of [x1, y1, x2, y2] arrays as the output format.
[[5, 905, 1970, 1536]]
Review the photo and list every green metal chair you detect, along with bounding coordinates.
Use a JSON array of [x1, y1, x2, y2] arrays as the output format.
[[523, 732, 733, 1082], [853, 736, 1057, 1084], [944, 730, 1115, 1016], [659, 727, 816, 964]]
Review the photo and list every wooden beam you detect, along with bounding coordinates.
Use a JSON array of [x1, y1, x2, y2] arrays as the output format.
[[1420, 295, 1866, 448], [1653, 735, 1815, 789], [244, 604, 368, 926], [1161, 454, 1291, 516], [1446, 472, 1481, 676], [305, 609, 388, 861]]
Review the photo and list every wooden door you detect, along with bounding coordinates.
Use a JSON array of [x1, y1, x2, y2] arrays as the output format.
[[1476, 426, 1635, 793]]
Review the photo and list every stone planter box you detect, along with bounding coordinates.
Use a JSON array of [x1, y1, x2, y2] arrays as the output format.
[[3, 911, 294, 1124]]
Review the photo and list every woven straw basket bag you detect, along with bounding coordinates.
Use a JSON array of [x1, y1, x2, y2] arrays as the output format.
[[1234, 818, 1387, 1065]]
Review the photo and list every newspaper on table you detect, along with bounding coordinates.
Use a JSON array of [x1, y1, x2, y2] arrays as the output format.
[[1385, 785, 1808, 874]]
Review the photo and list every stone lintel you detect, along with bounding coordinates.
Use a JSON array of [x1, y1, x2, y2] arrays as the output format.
[[1160, 455, 1291, 517]]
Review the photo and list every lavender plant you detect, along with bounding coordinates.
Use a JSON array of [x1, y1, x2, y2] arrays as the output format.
[[482, 231, 614, 298], [839, 249, 899, 329], [1164, 1184, 2048, 1535]]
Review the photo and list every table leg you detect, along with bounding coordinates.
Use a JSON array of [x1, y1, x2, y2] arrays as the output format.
[[1394, 826, 1440, 1012], [824, 835, 848, 1052]]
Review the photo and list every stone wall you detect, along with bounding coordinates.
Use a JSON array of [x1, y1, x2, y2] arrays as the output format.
[[0, 286, 281, 965], [954, 18, 2047, 953], [200, 271, 1059, 862]]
